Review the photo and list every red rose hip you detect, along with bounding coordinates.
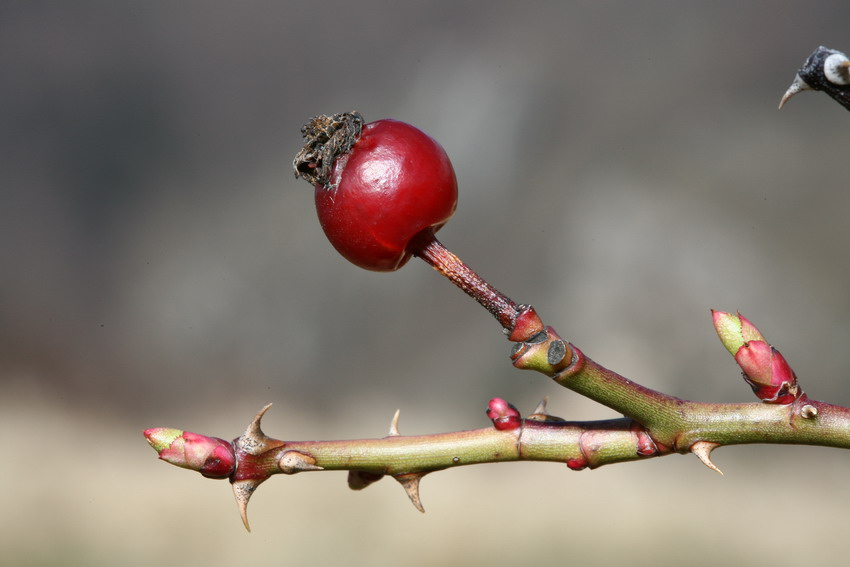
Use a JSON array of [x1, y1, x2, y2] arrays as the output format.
[[295, 112, 458, 271], [294, 111, 531, 335]]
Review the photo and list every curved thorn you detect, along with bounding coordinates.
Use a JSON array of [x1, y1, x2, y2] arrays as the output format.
[[232, 478, 264, 532], [246, 403, 273, 439], [236, 404, 285, 456], [394, 473, 426, 513], [388, 409, 401, 437], [778, 75, 811, 109], [690, 441, 724, 475]]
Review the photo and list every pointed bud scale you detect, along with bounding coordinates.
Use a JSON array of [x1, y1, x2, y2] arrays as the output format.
[[712, 310, 766, 356], [144, 428, 236, 479], [486, 398, 522, 431], [735, 340, 800, 404]]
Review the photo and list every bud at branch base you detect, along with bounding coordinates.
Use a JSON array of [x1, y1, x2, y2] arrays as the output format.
[[735, 340, 800, 404], [712, 311, 800, 404], [487, 398, 522, 431]]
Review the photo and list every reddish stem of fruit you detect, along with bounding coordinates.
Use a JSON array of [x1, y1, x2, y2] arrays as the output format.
[[409, 229, 519, 332]]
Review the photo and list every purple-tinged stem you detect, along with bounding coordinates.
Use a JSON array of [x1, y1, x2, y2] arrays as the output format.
[[409, 230, 520, 332]]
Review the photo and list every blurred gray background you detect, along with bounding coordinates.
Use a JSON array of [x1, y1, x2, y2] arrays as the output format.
[[3, 2, 850, 565]]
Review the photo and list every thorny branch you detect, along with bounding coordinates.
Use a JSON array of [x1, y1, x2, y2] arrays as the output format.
[[145, 46, 850, 530], [146, 310, 850, 531]]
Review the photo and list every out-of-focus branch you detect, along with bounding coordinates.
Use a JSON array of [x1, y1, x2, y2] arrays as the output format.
[[779, 46, 850, 111]]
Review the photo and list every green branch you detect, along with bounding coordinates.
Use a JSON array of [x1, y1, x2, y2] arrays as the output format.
[[145, 50, 850, 530], [145, 310, 850, 531]]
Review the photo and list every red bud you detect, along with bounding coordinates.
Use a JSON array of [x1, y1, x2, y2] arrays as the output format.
[[486, 398, 522, 431], [735, 341, 799, 404], [144, 428, 236, 479]]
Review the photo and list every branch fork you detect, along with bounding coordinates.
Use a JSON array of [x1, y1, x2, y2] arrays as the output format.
[[145, 66, 850, 529], [144, 307, 850, 530]]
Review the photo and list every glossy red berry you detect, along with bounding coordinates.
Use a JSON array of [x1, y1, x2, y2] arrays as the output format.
[[295, 112, 458, 271]]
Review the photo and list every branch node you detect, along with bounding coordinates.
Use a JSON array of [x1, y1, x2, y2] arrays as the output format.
[[690, 441, 724, 475], [394, 472, 426, 513], [800, 404, 818, 419], [630, 421, 659, 456]]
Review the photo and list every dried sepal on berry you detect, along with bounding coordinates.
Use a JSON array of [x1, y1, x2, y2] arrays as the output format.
[[293, 111, 363, 189]]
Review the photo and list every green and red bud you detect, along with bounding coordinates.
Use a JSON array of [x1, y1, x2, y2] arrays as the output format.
[[712, 310, 800, 404], [712, 310, 766, 356], [486, 398, 522, 431], [144, 428, 236, 479]]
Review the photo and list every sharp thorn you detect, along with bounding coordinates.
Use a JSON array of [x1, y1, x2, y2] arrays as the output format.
[[236, 404, 285, 456], [532, 397, 549, 416], [690, 441, 724, 475], [232, 478, 265, 532], [388, 409, 401, 437], [394, 473, 426, 513], [246, 403, 273, 440], [778, 75, 811, 109]]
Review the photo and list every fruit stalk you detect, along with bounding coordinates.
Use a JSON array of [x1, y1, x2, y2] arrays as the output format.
[[409, 230, 520, 331]]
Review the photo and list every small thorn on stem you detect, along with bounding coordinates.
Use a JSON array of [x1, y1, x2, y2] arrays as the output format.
[[248, 404, 273, 438], [690, 441, 724, 475], [532, 397, 549, 416], [779, 75, 811, 109], [279, 450, 323, 474], [236, 404, 284, 456], [388, 409, 401, 436], [394, 472, 426, 513], [526, 396, 566, 423]]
